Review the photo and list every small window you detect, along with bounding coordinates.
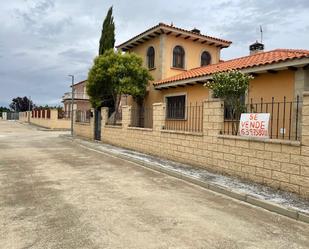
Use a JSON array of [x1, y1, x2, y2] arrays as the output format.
[[173, 46, 185, 69], [201, 51, 211, 66], [166, 95, 186, 119], [147, 46, 155, 69]]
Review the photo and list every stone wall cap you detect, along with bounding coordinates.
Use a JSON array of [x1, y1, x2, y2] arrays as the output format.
[[203, 98, 222, 103], [153, 102, 164, 106], [303, 91, 309, 97], [105, 125, 122, 129], [128, 127, 153, 132], [161, 129, 203, 136], [218, 134, 301, 146], [75, 122, 91, 126]]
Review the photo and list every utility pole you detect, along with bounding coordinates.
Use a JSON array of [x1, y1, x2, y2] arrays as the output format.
[[68, 75, 74, 136], [28, 96, 31, 123]]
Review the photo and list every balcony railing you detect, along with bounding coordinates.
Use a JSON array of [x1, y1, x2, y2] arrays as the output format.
[[62, 92, 89, 100]]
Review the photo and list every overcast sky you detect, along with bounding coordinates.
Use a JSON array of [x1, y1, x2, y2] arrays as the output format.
[[0, 0, 309, 107]]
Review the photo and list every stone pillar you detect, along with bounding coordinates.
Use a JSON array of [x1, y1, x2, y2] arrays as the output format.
[[301, 91, 309, 146], [203, 99, 224, 137], [153, 103, 165, 132], [294, 69, 306, 100], [50, 109, 58, 121], [101, 107, 109, 127], [121, 105, 131, 129], [27, 111, 31, 123]]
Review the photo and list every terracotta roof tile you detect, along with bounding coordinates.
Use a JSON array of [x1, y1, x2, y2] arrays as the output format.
[[154, 49, 309, 86]]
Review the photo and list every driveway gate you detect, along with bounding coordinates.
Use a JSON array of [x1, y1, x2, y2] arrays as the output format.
[[7, 112, 19, 120], [94, 108, 101, 140]]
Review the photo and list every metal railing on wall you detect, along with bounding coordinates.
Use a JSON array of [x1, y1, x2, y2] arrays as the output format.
[[32, 109, 51, 119], [58, 110, 72, 119], [106, 110, 122, 126], [130, 107, 153, 128], [75, 110, 91, 123], [163, 102, 204, 133], [223, 96, 302, 141]]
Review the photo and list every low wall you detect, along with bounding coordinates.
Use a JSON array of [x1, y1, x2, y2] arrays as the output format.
[[98, 93, 309, 199], [73, 109, 94, 139], [1, 112, 7, 120], [19, 112, 28, 122], [74, 122, 94, 139], [19, 110, 70, 130]]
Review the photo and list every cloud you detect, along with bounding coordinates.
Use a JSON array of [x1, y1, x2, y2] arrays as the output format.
[[58, 49, 94, 64], [0, 0, 308, 106], [14, 0, 72, 38], [13, 52, 28, 57]]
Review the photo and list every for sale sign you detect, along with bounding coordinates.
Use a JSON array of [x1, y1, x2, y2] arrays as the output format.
[[239, 113, 270, 138]]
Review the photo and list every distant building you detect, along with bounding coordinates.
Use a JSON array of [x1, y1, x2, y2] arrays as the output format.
[[62, 80, 91, 113]]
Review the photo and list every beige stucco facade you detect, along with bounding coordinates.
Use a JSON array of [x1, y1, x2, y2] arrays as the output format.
[[125, 28, 302, 109], [127, 32, 222, 108], [249, 70, 295, 103]]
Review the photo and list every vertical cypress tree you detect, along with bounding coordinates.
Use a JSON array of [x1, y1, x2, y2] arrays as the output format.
[[99, 6, 115, 55]]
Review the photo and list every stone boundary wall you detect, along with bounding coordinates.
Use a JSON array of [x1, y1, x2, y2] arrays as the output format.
[[1, 112, 7, 120], [97, 93, 309, 198], [73, 116, 94, 139], [19, 110, 70, 130]]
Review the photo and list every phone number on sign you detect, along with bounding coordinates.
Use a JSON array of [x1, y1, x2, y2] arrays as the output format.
[[239, 128, 268, 137]]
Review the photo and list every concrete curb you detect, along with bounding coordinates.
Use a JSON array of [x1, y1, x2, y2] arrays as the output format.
[[246, 196, 298, 219], [65, 136, 309, 224]]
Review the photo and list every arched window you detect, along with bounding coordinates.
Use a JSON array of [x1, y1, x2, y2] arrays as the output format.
[[201, 51, 211, 66], [173, 46, 185, 69], [147, 46, 155, 69]]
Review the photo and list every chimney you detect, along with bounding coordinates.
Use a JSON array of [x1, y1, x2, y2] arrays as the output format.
[[191, 28, 201, 34], [249, 41, 264, 55]]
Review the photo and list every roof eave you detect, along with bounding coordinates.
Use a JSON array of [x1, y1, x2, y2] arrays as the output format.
[[116, 25, 232, 51], [154, 57, 309, 89]]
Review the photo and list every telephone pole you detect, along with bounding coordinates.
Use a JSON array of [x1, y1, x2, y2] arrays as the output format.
[[28, 96, 31, 123], [68, 75, 75, 136]]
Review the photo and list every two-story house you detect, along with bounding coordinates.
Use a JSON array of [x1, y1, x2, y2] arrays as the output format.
[[116, 23, 309, 119], [117, 23, 231, 110]]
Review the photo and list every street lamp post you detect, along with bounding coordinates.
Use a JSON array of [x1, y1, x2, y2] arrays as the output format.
[[28, 96, 31, 123], [68, 75, 74, 136]]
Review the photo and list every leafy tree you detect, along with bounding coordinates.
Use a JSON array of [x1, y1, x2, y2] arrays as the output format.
[[0, 106, 10, 112], [87, 49, 153, 123], [94, 6, 116, 111], [99, 6, 115, 55], [36, 104, 61, 109], [205, 70, 253, 133], [9, 96, 34, 112], [0, 106, 10, 117]]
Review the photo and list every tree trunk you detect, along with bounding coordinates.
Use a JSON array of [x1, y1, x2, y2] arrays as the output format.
[[113, 94, 121, 125]]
